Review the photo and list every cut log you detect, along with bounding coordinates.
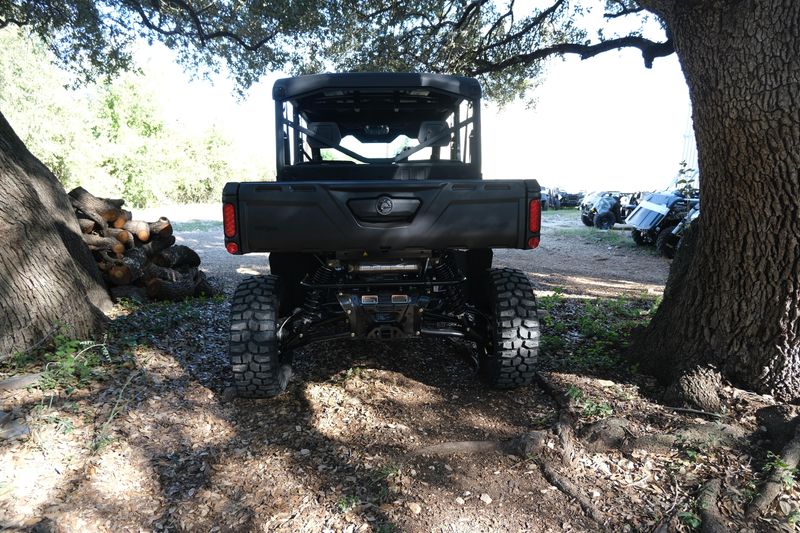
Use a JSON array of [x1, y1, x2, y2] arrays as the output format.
[[153, 245, 201, 269], [148, 217, 173, 238], [108, 264, 133, 286], [140, 234, 176, 257], [146, 276, 197, 302], [143, 263, 184, 283], [194, 271, 220, 298], [121, 247, 148, 282], [103, 227, 131, 244], [144, 269, 214, 301], [77, 217, 96, 234], [123, 220, 150, 242], [113, 209, 132, 229], [82, 233, 125, 255], [69, 186, 125, 223]]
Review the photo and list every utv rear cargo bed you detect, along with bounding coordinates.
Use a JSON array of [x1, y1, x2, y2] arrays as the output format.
[[224, 179, 540, 253]]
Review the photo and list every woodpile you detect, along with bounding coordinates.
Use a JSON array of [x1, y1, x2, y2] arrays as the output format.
[[69, 187, 218, 303]]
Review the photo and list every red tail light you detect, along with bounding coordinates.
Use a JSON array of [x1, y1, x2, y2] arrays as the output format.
[[529, 199, 541, 233], [226, 241, 239, 254], [223, 203, 236, 237], [528, 237, 540, 248]]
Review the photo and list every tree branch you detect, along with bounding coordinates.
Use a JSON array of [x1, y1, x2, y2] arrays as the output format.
[[126, 0, 280, 52], [0, 17, 28, 29], [471, 35, 674, 74], [604, 0, 645, 19], [477, 0, 566, 54]]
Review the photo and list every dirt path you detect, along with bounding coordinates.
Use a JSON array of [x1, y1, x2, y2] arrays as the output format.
[[9, 209, 771, 532]]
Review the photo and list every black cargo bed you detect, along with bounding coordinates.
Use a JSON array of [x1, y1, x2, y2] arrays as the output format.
[[224, 180, 540, 253]]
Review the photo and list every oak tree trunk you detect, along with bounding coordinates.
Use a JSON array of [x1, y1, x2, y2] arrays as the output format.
[[0, 112, 111, 359], [634, 0, 800, 401]]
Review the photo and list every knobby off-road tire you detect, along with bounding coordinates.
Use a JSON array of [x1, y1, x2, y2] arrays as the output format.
[[593, 211, 616, 230], [581, 213, 593, 227], [631, 229, 647, 246], [229, 275, 292, 398], [481, 268, 540, 388], [656, 225, 679, 259]]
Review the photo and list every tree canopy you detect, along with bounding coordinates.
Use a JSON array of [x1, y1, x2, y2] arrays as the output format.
[[1, 0, 674, 101]]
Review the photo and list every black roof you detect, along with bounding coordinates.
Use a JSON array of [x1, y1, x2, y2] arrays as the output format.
[[273, 72, 482, 100]]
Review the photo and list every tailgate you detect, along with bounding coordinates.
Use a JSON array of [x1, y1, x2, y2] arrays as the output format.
[[224, 180, 540, 253]]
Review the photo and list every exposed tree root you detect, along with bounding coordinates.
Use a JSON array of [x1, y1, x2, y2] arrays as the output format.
[[412, 371, 754, 527], [533, 372, 579, 465], [669, 407, 725, 419], [414, 430, 549, 457], [697, 479, 728, 533], [746, 423, 800, 519], [414, 440, 508, 456], [538, 459, 607, 525], [664, 366, 724, 413], [416, 372, 607, 524]]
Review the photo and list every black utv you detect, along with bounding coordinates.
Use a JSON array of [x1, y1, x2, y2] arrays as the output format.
[[635, 200, 700, 258], [222, 73, 543, 398], [580, 191, 635, 229], [626, 192, 700, 256]]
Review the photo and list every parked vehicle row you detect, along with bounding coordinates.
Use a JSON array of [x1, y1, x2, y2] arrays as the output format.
[[578, 172, 700, 258], [540, 187, 584, 210], [579, 191, 639, 229], [626, 172, 700, 257]]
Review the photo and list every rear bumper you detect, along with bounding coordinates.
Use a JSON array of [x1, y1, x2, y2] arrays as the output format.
[[224, 179, 541, 253]]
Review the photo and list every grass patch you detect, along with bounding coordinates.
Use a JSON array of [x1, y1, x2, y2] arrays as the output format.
[[6, 329, 110, 392], [336, 494, 360, 512], [549, 226, 638, 249], [538, 292, 659, 375], [566, 385, 614, 418], [172, 219, 223, 232]]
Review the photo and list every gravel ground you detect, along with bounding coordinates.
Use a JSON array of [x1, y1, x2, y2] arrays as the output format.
[[3, 205, 729, 533]]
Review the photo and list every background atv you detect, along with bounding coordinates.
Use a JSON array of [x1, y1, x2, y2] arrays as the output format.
[[655, 202, 700, 258], [626, 192, 700, 256], [580, 191, 635, 229]]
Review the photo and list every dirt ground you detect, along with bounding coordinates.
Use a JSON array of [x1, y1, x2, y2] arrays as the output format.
[[1, 207, 797, 532]]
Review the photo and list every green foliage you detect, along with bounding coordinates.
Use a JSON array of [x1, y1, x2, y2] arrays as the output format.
[[0, 28, 264, 206], [44, 414, 75, 434], [538, 292, 658, 373], [336, 494, 360, 513], [763, 451, 798, 489], [8, 330, 108, 392], [565, 386, 613, 418], [378, 464, 401, 480], [678, 511, 701, 529], [1, 0, 662, 105]]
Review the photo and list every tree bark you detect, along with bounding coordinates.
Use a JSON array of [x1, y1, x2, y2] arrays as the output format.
[[633, 0, 800, 401], [0, 112, 111, 359]]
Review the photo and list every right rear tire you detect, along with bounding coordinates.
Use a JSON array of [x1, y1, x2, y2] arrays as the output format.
[[229, 275, 292, 398], [481, 268, 540, 389]]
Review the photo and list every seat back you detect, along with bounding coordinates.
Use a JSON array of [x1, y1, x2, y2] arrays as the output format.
[[417, 121, 450, 147], [307, 122, 342, 148]]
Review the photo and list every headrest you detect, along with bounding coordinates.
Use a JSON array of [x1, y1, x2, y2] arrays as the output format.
[[307, 122, 342, 148], [418, 121, 450, 147]]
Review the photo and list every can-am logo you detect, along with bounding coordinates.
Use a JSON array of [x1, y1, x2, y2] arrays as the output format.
[[376, 196, 394, 215]]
